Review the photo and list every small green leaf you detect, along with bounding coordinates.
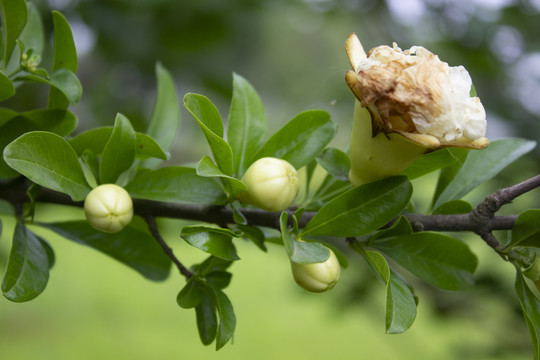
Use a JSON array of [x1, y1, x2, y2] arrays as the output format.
[[36, 234, 55, 269], [125, 166, 226, 205], [432, 200, 473, 215], [17, 3, 43, 55], [316, 148, 350, 181], [280, 212, 330, 264], [100, 113, 136, 184], [433, 139, 537, 209], [2, 220, 50, 302], [253, 110, 337, 170], [3, 131, 90, 201], [195, 293, 218, 346], [184, 93, 233, 176], [204, 282, 236, 350], [81, 149, 99, 188], [0, 0, 27, 67], [234, 224, 266, 251], [373, 232, 478, 290], [141, 63, 180, 168], [0, 71, 15, 100], [360, 249, 417, 334], [515, 269, 540, 359], [370, 216, 412, 242], [301, 176, 412, 237], [227, 73, 267, 178], [48, 10, 77, 109], [181, 225, 240, 261], [511, 210, 540, 248], [402, 148, 457, 180], [17, 68, 82, 106], [40, 218, 171, 281], [196, 155, 247, 197], [205, 271, 232, 290], [177, 278, 204, 309], [135, 132, 169, 160]]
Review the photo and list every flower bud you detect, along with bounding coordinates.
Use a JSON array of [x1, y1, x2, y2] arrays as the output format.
[[344, 33, 489, 185], [291, 247, 341, 293], [239, 157, 299, 212], [84, 184, 133, 233]]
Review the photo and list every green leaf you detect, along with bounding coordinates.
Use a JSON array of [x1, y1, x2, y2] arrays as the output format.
[[432, 148, 469, 207], [195, 293, 218, 346], [0, 71, 15, 100], [36, 234, 55, 269], [184, 93, 233, 176], [204, 282, 236, 350], [433, 139, 537, 209], [234, 224, 266, 251], [402, 148, 457, 180], [196, 155, 247, 197], [81, 149, 99, 188], [125, 166, 226, 205], [99, 113, 136, 184], [511, 210, 540, 248], [205, 271, 232, 290], [141, 63, 180, 168], [48, 10, 78, 109], [40, 219, 171, 281], [360, 249, 417, 334], [373, 232, 478, 290], [0, 0, 27, 67], [2, 220, 50, 302], [280, 212, 330, 264], [70, 127, 168, 160], [3, 131, 90, 200], [253, 110, 337, 170], [515, 269, 540, 359], [432, 200, 473, 215], [306, 174, 352, 209], [181, 225, 240, 261], [316, 148, 350, 181], [370, 216, 412, 242], [227, 73, 267, 178], [18, 3, 44, 58], [177, 278, 204, 309], [17, 68, 82, 106], [301, 176, 412, 237]]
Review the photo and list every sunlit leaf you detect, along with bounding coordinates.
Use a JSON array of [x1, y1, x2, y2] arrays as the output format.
[[99, 113, 136, 184], [0, 0, 27, 65], [181, 225, 240, 261]]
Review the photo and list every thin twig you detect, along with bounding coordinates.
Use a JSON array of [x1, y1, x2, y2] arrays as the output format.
[[143, 213, 193, 279]]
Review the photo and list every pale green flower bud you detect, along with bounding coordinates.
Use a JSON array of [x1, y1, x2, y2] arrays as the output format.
[[344, 33, 489, 185], [291, 247, 341, 293], [239, 157, 299, 212], [84, 184, 133, 233]]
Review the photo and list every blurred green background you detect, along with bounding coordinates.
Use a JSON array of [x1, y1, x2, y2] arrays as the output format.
[[2, 0, 540, 358]]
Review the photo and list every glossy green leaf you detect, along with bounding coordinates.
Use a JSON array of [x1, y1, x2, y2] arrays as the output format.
[[360, 249, 417, 334], [253, 110, 337, 170], [195, 292, 218, 346], [402, 148, 457, 180], [141, 63, 180, 168], [511, 210, 540, 248], [227, 73, 267, 178], [373, 232, 478, 290], [316, 148, 350, 181], [48, 10, 77, 109], [432, 148, 469, 207], [3, 131, 90, 200], [204, 282, 236, 350], [196, 155, 247, 197], [370, 216, 412, 242], [40, 219, 171, 281], [301, 176, 412, 237], [205, 271, 232, 290], [181, 225, 240, 261], [2, 220, 50, 302], [0, 107, 17, 128], [193, 255, 234, 276], [515, 270, 540, 359], [280, 212, 330, 264], [70, 127, 168, 160], [306, 174, 353, 209], [185, 93, 233, 176], [125, 166, 226, 205], [433, 139, 537, 209], [0, 71, 15, 100], [177, 278, 204, 309], [234, 224, 266, 251], [17, 68, 82, 106], [432, 200, 473, 215], [0, 0, 27, 66], [18, 3, 43, 59], [36, 234, 55, 269], [81, 149, 99, 188], [100, 113, 136, 184]]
